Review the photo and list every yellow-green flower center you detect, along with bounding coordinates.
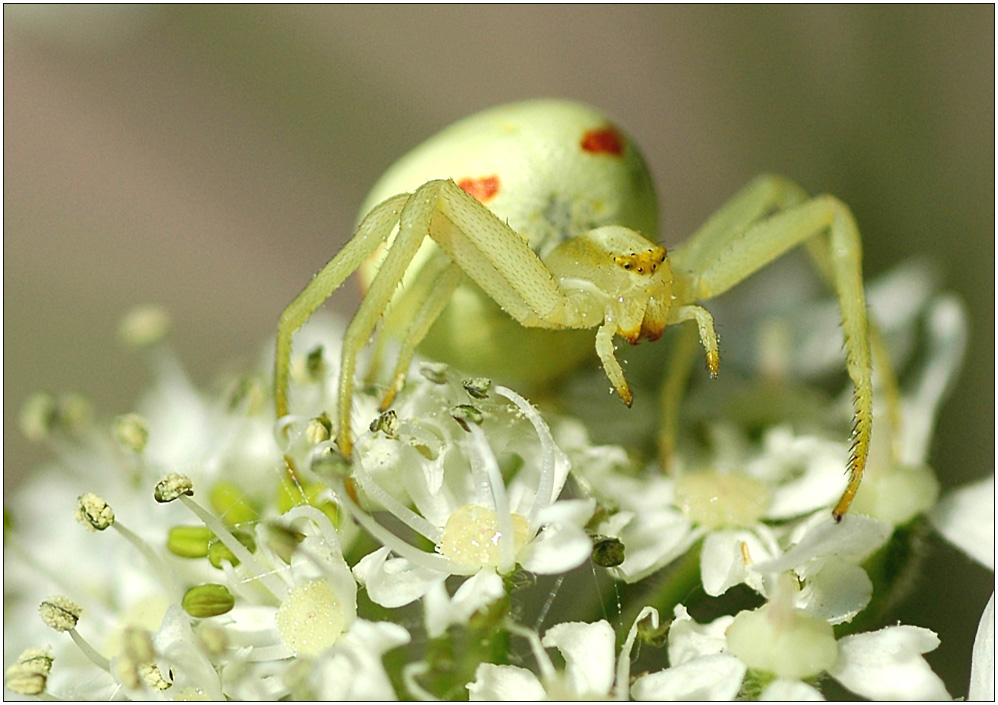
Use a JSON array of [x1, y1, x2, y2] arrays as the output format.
[[438, 504, 530, 570], [674, 470, 769, 528], [275, 579, 346, 657], [726, 602, 838, 680]]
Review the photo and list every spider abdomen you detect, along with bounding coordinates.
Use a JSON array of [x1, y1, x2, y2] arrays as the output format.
[[356, 100, 661, 385]]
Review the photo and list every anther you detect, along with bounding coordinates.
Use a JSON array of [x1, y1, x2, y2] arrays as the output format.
[[39, 596, 110, 671], [114, 413, 149, 453], [4, 647, 53, 696], [118, 305, 171, 348], [159, 474, 286, 602], [154, 473, 194, 503], [76, 493, 181, 600]]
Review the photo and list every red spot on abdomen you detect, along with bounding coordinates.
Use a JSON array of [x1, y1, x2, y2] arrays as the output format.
[[581, 126, 624, 156], [457, 174, 501, 202]]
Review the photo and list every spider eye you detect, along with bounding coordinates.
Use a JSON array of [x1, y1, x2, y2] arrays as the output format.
[[614, 248, 666, 276]]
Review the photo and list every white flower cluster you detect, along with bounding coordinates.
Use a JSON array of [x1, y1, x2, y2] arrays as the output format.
[[4, 265, 992, 700]]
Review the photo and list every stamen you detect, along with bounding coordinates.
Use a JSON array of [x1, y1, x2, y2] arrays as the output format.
[[118, 305, 170, 348], [351, 439, 442, 543], [39, 596, 110, 672], [75, 493, 181, 601], [306, 414, 333, 444], [19, 392, 92, 440], [495, 386, 566, 524], [617, 606, 659, 700], [402, 662, 438, 701], [140, 663, 172, 691], [336, 478, 469, 575], [39, 595, 81, 632], [155, 474, 287, 602], [113, 413, 149, 454], [466, 425, 516, 573], [505, 620, 556, 682], [4, 647, 53, 696]]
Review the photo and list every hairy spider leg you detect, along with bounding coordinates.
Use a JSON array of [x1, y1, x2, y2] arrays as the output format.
[[671, 175, 873, 521], [378, 259, 463, 410], [275, 193, 410, 424]]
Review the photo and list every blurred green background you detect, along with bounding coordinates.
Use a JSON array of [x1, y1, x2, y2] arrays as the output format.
[[4, 5, 993, 695]]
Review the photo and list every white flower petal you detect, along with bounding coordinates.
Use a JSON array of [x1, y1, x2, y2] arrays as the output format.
[[755, 514, 891, 574], [518, 498, 594, 574], [756, 430, 848, 520], [424, 569, 504, 638], [899, 294, 968, 464], [830, 625, 950, 700], [667, 604, 733, 665], [760, 678, 824, 700], [969, 592, 995, 701], [352, 547, 440, 608], [154, 604, 225, 700], [608, 509, 700, 583], [518, 525, 592, 575], [797, 558, 872, 624], [701, 529, 774, 597], [311, 619, 409, 700], [468, 663, 547, 701], [533, 496, 596, 527], [930, 476, 995, 570], [542, 620, 615, 696], [632, 653, 746, 701]]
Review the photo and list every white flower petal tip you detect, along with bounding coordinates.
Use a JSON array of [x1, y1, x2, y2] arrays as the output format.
[[969, 592, 995, 701], [830, 625, 950, 700], [632, 653, 747, 701], [930, 476, 995, 571]]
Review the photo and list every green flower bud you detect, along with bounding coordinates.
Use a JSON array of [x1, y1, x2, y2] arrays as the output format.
[[208, 530, 256, 569], [591, 535, 626, 568], [166, 525, 213, 558], [182, 584, 235, 618], [209, 482, 258, 527]]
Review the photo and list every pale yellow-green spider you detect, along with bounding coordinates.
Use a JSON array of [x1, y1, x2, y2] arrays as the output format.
[[275, 99, 872, 520]]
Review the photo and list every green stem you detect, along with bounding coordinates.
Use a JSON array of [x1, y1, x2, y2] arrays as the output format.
[[616, 542, 703, 647]]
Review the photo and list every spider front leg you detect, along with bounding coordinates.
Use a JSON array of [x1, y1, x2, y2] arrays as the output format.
[[287, 179, 575, 458], [378, 259, 462, 411], [671, 175, 873, 521], [368, 183, 656, 423], [275, 193, 410, 423]]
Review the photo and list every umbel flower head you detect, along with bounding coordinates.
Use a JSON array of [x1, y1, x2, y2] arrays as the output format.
[[3, 262, 989, 700]]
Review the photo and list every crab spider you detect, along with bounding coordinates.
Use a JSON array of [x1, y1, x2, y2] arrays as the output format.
[[275, 99, 873, 521]]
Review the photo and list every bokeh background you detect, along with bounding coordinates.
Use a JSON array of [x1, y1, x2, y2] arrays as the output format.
[[4, 5, 993, 695]]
